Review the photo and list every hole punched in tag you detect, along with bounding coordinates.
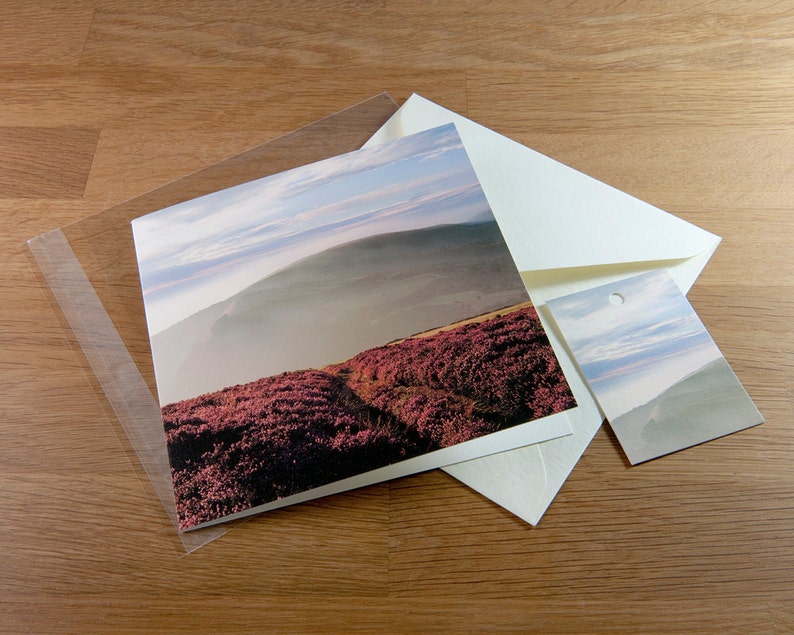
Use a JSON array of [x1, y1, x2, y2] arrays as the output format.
[[609, 292, 626, 306]]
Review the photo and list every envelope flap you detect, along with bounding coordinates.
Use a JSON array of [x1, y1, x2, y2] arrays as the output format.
[[366, 94, 720, 274]]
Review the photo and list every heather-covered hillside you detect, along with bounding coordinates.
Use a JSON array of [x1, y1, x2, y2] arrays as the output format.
[[163, 306, 575, 529]]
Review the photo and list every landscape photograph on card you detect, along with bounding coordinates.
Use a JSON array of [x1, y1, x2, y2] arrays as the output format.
[[546, 269, 763, 465], [131, 124, 576, 530]]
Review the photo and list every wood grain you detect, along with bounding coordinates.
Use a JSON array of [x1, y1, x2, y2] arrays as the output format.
[[1, 1, 792, 633], [0, 5, 94, 66], [0, 128, 99, 198]]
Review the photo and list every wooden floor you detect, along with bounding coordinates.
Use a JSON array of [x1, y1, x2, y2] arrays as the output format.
[[2, 2, 793, 633]]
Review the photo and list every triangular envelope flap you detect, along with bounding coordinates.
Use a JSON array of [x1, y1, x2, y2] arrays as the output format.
[[520, 244, 719, 306], [365, 94, 720, 275]]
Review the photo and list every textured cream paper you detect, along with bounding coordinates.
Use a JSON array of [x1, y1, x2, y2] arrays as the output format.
[[365, 95, 722, 523]]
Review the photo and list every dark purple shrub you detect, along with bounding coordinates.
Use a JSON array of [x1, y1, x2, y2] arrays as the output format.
[[163, 305, 575, 530], [333, 306, 575, 431], [164, 370, 428, 529]]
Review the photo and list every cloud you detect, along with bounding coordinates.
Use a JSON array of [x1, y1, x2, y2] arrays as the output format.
[[548, 270, 723, 416], [132, 123, 491, 332]]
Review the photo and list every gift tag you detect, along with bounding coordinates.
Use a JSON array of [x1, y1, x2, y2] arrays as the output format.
[[546, 269, 763, 464]]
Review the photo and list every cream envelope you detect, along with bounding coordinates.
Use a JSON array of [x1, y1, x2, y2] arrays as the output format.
[[364, 94, 721, 524]]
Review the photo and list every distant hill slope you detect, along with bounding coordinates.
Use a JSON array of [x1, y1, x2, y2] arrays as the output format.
[[152, 220, 529, 404], [610, 357, 763, 464]]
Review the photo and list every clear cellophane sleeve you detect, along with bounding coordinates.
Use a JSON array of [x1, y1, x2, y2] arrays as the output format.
[[25, 94, 400, 554]]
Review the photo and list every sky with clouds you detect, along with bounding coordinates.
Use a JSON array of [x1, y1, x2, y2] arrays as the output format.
[[132, 123, 493, 334], [547, 270, 722, 418]]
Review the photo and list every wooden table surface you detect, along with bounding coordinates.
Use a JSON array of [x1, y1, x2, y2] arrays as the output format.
[[2, 2, 793, 633]]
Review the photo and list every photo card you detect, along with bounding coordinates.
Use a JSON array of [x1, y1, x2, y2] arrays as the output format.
[[131, 123, 576, 530], [546, 269, 763, 464]]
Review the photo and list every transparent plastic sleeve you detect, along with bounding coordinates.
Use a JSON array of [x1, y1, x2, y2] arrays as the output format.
[[24, 94, 400, 553]]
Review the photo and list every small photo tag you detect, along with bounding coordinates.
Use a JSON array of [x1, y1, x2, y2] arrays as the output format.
[[546, 269, 763, 464]]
